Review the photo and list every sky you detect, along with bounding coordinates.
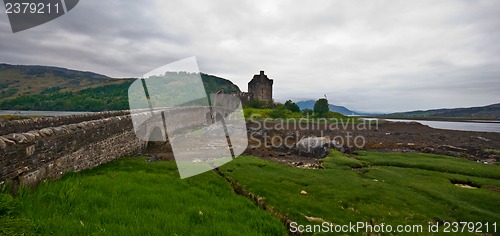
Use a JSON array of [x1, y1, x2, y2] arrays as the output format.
[[1, 0, 499, 113]]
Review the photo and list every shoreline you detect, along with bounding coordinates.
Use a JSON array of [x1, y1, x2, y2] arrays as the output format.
[[244, 120, 500, 165], [363, 116, 500, 123]]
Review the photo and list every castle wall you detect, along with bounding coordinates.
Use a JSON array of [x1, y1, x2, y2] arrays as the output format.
[[248, 71, 273, 102], [249, 81, 273, 101]]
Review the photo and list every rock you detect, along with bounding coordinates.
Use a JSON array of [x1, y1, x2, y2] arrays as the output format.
[[300, 190, 308, 195], [422, 147, 435, 153], [0, 136, 15, 146], [27, 130, 41, 139], [4, 133, 27, 143], [439, 145, 467, 152], [304, 216, 325, 223], [295, 137, 330, 158], [22, 133, 36, 143], [476, 136, 490, 142], [39, 128, 54, 136]]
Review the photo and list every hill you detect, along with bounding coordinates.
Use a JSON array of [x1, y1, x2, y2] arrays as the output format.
[[0, 63, 128, 100], [386, 103, 500, 119], [296, 100, 360, 116], [0, 64, 241, 111]]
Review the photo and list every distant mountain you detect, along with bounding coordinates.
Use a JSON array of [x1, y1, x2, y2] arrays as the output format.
[[296, 100, 360, 116], [0, 64, 241, 111], [386, 103, 500, 119]]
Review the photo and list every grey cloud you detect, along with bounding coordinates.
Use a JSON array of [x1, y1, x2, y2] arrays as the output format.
[[1, 0, 499, 112]]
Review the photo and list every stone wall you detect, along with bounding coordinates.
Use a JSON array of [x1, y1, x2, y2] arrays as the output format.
[[0, 106, 234, 189], [0, 110, 130, 136], [0, 114, 145, 188]]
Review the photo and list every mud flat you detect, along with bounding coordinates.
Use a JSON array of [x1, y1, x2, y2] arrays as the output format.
[[244, 120, 500, 165]]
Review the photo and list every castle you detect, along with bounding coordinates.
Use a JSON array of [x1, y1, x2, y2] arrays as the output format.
[[233, 70, 274, 105], [248, 70, 273, 102]]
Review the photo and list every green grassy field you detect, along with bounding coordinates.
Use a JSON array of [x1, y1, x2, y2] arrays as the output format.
[[1, 151, 499, 235], [220, 151, 500, 235], [0, 158, 285, 235]]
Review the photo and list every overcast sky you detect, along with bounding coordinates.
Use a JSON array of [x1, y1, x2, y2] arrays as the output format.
[[1, 0, 499, 112]]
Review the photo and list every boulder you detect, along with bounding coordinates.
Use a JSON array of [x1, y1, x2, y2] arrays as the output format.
[[295, 137, 330, 158]]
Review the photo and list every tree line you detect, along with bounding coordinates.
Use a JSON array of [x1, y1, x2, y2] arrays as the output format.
[[0, 82, 132, 112]]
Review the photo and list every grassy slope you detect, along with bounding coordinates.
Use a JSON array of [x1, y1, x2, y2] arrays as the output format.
[[220, 151, 500, 235], [0, 64, 127, 100], [1, 158, 284, 235]]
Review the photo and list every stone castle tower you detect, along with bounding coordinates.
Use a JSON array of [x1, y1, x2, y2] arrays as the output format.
[[248, 71, 273, 102]]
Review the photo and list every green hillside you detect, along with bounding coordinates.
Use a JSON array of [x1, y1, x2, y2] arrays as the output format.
[[0, 64, 241, 112], [386, 103, 500, 119], [0, 63, 126, 100]]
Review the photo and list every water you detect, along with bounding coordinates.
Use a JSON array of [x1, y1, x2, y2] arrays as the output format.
[[384, 119, 500, 133], [2, 110, 499, 133], [0, 110, 94, 117]]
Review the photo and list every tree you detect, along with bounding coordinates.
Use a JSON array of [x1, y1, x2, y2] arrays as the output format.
[[302, 109, 314, 116], [284, 100, 300, 113], [270, 103, 292, 118], [247, 99, 264, 109], [313, 98, 329, 117]]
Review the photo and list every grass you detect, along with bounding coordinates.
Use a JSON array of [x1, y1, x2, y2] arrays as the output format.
[[0, 115, 40, 121], [2, 151, 499, 235], [485, 148, 500, 154], [243, 108, 274, 119], [243, 108, 361, 124], [220, 151, 500, 235], [343, 151, 500, 179], [0, 157, 285, 235]]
